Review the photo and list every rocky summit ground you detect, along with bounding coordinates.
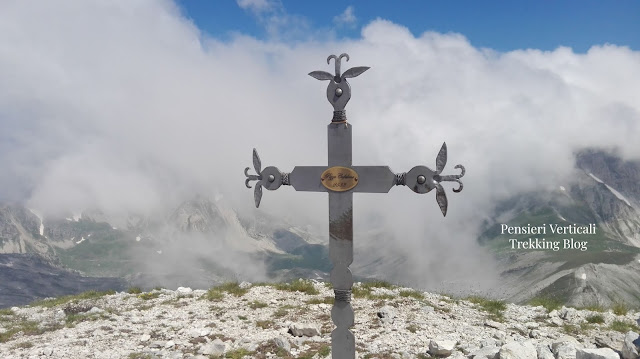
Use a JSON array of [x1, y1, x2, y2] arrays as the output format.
[[1, 280, 640, 359]]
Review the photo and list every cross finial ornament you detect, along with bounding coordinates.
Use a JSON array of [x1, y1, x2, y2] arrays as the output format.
[[308, 53, 370, 114], [244, 53, 466, 358]]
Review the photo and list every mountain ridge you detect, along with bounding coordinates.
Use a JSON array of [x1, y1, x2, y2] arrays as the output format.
[[1, 281, 639, 359]]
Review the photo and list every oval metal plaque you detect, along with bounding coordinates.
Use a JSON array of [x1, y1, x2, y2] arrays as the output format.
[[321, 166, 359, 192]]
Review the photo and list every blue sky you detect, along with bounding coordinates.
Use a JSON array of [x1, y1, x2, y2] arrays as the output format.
[[176, 0, 640, 52]]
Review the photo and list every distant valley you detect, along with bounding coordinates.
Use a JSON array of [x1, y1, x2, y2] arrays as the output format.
[[1, 149, 639, 309]]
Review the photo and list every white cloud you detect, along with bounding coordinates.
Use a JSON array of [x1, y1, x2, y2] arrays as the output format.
[[235, 0, 311, 41], [236, 0, 274, 14], [1, 2, 639, 290], [333, 6, 357, 27]]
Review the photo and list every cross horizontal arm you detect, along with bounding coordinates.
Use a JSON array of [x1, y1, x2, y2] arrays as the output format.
[[289, 166, 397, 193]]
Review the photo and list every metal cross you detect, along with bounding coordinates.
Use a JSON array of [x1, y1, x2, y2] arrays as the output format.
[[244, 53, 466, 359]]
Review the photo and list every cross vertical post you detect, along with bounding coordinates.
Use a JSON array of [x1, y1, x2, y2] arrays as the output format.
[[327, 123, 355, 357], [244, 53, 466, 359]]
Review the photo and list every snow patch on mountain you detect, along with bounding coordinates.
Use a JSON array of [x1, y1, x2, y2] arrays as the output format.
[[589, 173, 632, 206], [28, 209, 44, 236]]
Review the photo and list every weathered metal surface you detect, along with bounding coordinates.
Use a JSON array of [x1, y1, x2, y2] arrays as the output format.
[[327, 121, 355, 359], [244, 150, 286, 207], [309, 53, 369, 112], [289, 166, 327, 192], [402, 142, 466, 216], [290, 166, 395, 193], [243, 53, 467, 358], [406, 166, 438, 194], [244, 148, 261, 189], [244, 149, 263, 207], [331, 300, 356, 358]]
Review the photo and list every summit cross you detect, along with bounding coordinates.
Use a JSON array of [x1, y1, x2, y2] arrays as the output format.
[[244, 53, 466, 359]]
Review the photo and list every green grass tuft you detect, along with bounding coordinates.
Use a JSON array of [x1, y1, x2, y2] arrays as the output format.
[[204, 282, 249, 302], [204, 290, 225, 301], [274, 279, 318, 295], [466, 296, 506, 320], [582, 304, 605, 312], [272, 308, 288, 318], [255, 320, 274, 329], [128, 354, 153, 359], [249, 301, 268, 309], [609, 320, 640, 333], [225, 348, 254, 359], [612, 302, 628, 316], [127, 287, 142, 294], [352, 286, 370, 299], [138, 292, 160, 301], [217, 282, 249, 297], [0, 318, 63, 343], [585, 314, 605, 324], [399, 290, 424, 300], [360, 280, 396, 290], [306, 296, 334, 305], [318, 345, 331, 357], [29, 290, 115, 308], [12, 341, 34, 349], [528, 296, 563, 312], [406, 324, 420, 333], [352, 280, 398, 300]]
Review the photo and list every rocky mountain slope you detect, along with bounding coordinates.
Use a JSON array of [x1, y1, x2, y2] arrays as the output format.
[[0, 196, 332, 308], [0, 254, 125, 309], [1, 281, 639, 359], [0, 205, 51, 258], [478, 150, 640, 307]]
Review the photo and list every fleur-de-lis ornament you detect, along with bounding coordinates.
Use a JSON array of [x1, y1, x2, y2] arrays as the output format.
[[309, 53, 369, 113], [244, 149, 285, 208], [404, 143, 465, 216], [243, 148, 263, 207]]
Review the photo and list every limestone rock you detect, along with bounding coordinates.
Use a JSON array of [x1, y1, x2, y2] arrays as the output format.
[[536, 344, 555, 359], [429, 339, 457, 357], [200, 339, 226, 356], [378, 305, 397, 324], [239, 281, 252, 289], [595, 332, 625, 352], [1, 283, 639, 359], [471, 346, 500, 359], [576, 348, 620, 359], [554, 343, 578, 359], [288, 322, 320, 337], [450, 352, 467, 359], [485, 320, 507, 331], [274, 336, 291, 352], [622, 331, 640, 359], [140, 334, 151, 342], [499, 341, 537, 359], [176, 287, 193, 294]]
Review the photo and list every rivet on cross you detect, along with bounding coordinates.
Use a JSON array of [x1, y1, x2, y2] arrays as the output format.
[[244, 53, 466, 359]]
